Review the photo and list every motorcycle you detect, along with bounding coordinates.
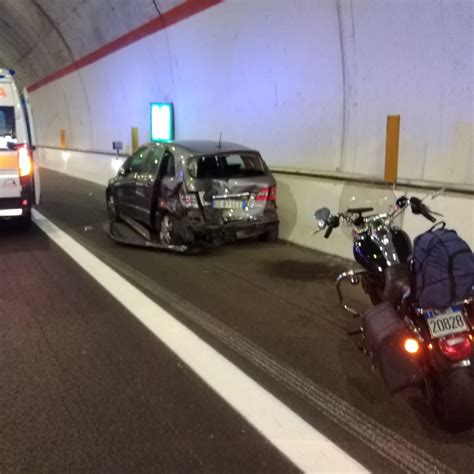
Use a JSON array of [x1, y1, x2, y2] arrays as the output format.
[[314, 183, 474, 430]]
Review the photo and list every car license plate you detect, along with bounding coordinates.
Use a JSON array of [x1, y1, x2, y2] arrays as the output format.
[[425, 306, 469, 338], [212, 199, 246, 210]]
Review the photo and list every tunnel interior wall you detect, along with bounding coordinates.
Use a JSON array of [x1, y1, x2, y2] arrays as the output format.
[[28, 0, 473, 254], [28, 0, 473, 186], [38, 146, 473, 258]]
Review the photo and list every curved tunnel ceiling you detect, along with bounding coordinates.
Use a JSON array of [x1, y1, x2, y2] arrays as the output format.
[[0, 0, 184, 89]]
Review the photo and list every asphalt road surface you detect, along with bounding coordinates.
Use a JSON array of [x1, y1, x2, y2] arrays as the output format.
[[1, 168, 472, 472]]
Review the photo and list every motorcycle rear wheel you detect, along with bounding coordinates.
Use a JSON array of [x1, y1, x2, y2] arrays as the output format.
[[426, 369, 474, 432]]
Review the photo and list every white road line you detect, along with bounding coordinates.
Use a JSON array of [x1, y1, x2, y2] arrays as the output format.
[[78, 237, 454, 474], [32, 209, 367, 473]]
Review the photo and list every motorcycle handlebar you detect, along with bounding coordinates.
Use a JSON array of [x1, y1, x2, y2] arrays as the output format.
[[409, 197, 436, 222], [421, 207, 436, 222], [324, 225, 334, 238]]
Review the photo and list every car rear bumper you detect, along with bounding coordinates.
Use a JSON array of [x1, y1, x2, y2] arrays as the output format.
[[182, 209, 278, 238]]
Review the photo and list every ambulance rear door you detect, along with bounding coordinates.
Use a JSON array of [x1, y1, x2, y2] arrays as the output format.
[[21, 88, 40, 204], [0, 78, 22, 203]]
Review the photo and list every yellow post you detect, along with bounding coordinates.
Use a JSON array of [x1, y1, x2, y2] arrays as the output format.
[[60, 129, 67, 149], [384, 115, 400, 183], [131, 127, 139, 153]]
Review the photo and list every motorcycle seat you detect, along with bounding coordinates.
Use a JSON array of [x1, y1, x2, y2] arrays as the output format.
[[383, 263, 411, 307]]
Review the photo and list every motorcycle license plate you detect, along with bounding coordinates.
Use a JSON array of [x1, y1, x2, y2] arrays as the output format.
[[425, 306, 469, 338]]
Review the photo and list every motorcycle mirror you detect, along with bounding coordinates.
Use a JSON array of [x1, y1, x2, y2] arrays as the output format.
[[314, 207, 330, 231], [409, 197, 424, 214], [314, 207, 330, 222]]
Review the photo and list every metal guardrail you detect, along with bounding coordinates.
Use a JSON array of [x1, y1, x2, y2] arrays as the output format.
[[38, 145, 474, 196], [38, 145, 129, 158], [271, 168, 474, 197]]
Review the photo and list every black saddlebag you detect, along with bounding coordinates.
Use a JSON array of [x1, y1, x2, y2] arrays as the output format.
[[362, 302, 424, 393]]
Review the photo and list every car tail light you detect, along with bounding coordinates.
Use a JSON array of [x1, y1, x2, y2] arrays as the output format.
[[268, 186, 277, 201], [256, 187, 269, 201], [438, 334, 472, 361], [256, 186, 277, 202], [179, 186, 199, 209], [18, 145, 32, 177]]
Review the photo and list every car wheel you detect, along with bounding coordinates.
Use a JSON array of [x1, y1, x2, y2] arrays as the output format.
[[259, 224, 279, 243], [107, 192, 121, 222], [160, 213, 182, 246]]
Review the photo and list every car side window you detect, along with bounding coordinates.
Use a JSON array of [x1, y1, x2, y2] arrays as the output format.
[[143, 146, 163, 176], [160, 150, 175, 177], [129, 146, 149, 173]]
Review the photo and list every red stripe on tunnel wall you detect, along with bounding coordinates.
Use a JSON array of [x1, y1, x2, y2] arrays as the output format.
[[28, 0, 223, 92]]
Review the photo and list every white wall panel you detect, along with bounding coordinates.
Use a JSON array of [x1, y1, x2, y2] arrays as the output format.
[[29, 0, 472, 187], [38, 145, 473, 258]]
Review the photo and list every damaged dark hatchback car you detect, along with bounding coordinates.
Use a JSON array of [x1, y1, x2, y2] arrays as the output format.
[[106, 140, 279, 249]]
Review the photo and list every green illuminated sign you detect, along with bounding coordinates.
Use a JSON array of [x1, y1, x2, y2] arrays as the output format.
[[150, 102, 174, 142]]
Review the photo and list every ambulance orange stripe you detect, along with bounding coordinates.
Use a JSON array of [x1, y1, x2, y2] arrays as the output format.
[[0, 152, 19, 170]]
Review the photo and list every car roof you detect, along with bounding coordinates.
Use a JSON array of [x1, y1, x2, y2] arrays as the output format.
[[146, 140, 257, 155]]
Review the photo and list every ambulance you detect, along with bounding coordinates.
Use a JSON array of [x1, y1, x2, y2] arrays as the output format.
[[0, 68, 40, 226]]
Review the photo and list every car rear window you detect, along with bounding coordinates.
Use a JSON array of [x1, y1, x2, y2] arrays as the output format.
[[0, 106, 16, 150], [190, 153, 266, 179]]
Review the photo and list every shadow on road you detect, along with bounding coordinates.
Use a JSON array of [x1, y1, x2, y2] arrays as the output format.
[[0, 218, 50, 253], [265, 259, 346, 281]]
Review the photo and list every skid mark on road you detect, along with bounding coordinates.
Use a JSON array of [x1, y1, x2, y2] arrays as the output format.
[[73, 233, 454, 474], [33, 209, 367, 474]]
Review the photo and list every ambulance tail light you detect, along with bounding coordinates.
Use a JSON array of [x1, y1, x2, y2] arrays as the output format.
[[18, 145, 32, 177]]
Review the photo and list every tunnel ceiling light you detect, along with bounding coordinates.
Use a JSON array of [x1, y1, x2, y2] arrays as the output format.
[[151, 102, 174, 142]]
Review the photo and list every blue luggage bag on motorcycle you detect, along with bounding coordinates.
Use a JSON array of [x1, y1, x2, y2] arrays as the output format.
[[412, 224, 474, 309]]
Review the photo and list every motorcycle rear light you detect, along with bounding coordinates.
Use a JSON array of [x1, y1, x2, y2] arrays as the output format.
[[438, 335, 472, 361], [179, 187, 199, 209], [22, 199, 28, 206], [404, 338, 420, 354], [18, 145, 32, 177]]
